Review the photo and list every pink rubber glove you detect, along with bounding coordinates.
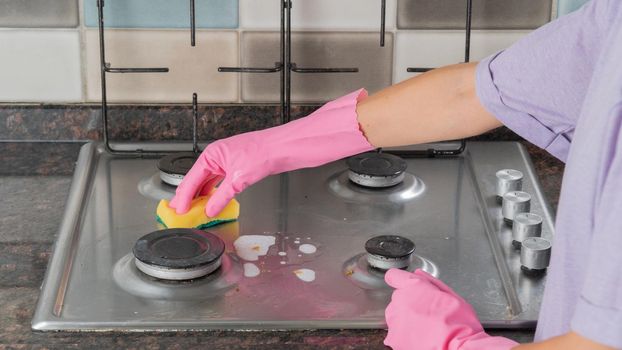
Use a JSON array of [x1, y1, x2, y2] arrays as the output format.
[[169, 89, 374, 216], [384, 269, 518, 350]]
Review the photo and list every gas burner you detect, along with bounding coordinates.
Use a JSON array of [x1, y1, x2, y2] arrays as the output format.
[[157, 152, 199, 186], [343, 241, 438, 291], [138, 173, 175, 201], [346, 152, 407, 188], [365, 235, 415, 270], [113, 253, 243, 300], [132, 228, 225, 281], [343, 235, 438, 291], [327, 170, 425, 204]]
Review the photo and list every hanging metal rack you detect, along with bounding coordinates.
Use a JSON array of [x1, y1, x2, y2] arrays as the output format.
[[396, 0, 473, 157], [218, 0, 369, 124], [97, 0, 202, 155], [97, 0, 463, 157]]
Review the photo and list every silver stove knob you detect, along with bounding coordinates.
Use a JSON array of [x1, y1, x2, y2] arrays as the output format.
[[495, 169, 523, 203], [512, 213, 542, 249], [520, 237, 551, 272], [502, 191, 531, 224]]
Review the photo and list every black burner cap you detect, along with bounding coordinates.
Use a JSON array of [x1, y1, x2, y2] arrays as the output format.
[[157, 152, 198, 175], [133, 229, 225, 269], [347, 152, 407, 177], [365, 235, 415, 259]]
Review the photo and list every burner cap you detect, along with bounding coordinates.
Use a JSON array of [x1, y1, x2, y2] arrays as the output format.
[[366, 235, 415, 258], [365, 235, 415, 270], [133, 228, 225, 280], [157, 152, 199, 186], [346, 153, 407, 188], [347, 152, 407, 177]]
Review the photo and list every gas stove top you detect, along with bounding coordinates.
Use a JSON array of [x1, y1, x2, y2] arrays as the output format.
[[33, 141, 554, 331]]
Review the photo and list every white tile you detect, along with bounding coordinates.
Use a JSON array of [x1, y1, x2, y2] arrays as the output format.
[[394, 30, 529, 83], [85, 29, 239, 103], [0, 30, 81, 102], [240, 0, 396, 30]]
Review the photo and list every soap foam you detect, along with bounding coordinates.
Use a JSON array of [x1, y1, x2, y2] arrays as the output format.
[[298, 244, 317, 254], [243, 263, 260, 278], [234, 235, 276, 261], [293, 269, 315, 282]]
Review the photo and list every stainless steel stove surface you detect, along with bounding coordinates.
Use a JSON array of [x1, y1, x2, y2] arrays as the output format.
[[33, 141, 554, 331]]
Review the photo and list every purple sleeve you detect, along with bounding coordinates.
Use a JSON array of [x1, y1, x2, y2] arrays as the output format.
[[475, 0, 608, 162], [571, 103, 622, 346]]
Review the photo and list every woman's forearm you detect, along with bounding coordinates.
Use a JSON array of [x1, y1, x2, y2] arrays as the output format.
[[357, 62, 502, 148]]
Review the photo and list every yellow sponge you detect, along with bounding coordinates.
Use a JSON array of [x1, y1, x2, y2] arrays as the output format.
[[156, 194, 239, 230]]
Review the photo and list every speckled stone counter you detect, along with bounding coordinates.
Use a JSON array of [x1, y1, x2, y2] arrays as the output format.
[[0, 138, 563, 349]]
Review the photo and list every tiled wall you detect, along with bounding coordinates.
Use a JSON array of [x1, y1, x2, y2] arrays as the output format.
[[0, 0, 588, 104]]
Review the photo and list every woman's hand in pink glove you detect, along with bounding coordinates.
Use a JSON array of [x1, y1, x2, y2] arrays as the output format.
[[169, 89, 374, 217], [384, 269, 518, 350]]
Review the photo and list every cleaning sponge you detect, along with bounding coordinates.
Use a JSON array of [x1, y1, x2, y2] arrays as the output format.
[[156, 194, 239, 230]]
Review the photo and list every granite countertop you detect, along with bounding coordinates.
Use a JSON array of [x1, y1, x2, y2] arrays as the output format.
[[0, 139, 564, 349]]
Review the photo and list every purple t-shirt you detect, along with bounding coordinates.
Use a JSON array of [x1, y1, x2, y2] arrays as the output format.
[[476, 0, 622, 347]]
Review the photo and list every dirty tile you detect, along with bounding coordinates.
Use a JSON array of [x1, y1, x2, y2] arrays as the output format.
[[85, 29, 238, 103], [0, 31, 81, 102], [240, 0, 396, 30], [0, 0, 78, 28], [241, 31, 393, 103], [397, 0, 551, 30], [394, 30, 529, 83], [84, 0, 238, 28]]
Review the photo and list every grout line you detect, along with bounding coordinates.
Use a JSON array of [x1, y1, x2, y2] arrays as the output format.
[[78, 0, 87, 103], [551, 0, 559, 19]]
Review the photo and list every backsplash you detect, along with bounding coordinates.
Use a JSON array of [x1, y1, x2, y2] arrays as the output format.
[[0, 0, 590, 105]]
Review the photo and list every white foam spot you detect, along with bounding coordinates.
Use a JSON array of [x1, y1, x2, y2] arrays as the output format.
[[294, 240, 301, 244], [278, 251, 287, 256], [243, 263, 260, 278], [293, 269, 315, 282], [280, 261, 286, 265], [234, 235, 276, 261], [298, 244, 317, 254]]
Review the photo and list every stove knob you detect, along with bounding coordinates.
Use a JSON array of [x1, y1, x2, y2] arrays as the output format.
[[495, 169, 523, 203], [512, 213, 543, 249], [502, 191, 531, 224], [520, 237, 551, 273]]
